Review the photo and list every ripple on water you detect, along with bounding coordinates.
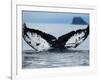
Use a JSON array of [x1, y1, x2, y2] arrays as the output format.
[[22, 49, 89, 69]]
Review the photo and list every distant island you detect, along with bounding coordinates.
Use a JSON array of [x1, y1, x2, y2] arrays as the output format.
[[72, 17, 87, 25]]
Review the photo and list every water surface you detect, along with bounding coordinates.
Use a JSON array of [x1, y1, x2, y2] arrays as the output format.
[[22, 49, 89, 69]]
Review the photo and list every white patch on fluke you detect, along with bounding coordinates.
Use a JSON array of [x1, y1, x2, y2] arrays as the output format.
[[65, 31, 85, 48], [24, 31, 51, 52]]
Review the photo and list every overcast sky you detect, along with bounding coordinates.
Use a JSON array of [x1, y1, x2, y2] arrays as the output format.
[[22, 11, 89, 24]]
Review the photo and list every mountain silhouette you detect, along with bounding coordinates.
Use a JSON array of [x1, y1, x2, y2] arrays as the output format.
[[72, 17, 87, 25]]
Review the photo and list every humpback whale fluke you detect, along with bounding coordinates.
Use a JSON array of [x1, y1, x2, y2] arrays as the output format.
[[23, 23, 89, 52]]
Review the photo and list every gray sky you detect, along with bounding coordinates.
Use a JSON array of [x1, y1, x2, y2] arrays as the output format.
[[22, 11, 89, 24]]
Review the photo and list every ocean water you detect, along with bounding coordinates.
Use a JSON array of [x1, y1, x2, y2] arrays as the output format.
[[22, 23, 89, 69], [22, 49, 89, 69]]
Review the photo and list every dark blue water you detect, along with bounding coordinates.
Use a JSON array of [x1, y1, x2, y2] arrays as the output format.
[[22, 49, 89, 69]]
